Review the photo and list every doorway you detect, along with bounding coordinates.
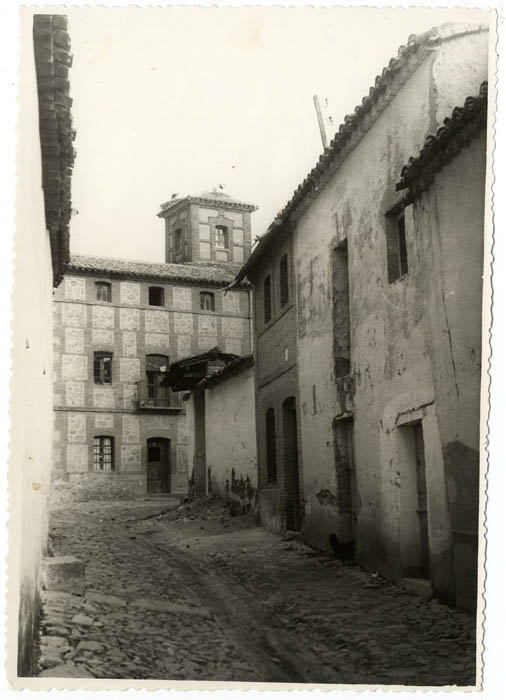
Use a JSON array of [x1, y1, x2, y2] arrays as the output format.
[[147, 438, 171, 493], [399, 421, 430, 578], [282, 397, 301, 531]]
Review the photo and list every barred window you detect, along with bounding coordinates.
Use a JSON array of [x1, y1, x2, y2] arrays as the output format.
[[94, 352, 112, 384], [93, 436, 114, 471], [96, 281, 111, 302]]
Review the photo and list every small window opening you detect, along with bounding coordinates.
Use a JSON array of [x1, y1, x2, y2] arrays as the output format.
[[96, 281, 111, 302], [265, 408, 277, 484], [200, 291, 215, 311], [93, 436, 114, 471], [94, 352, 112, 384], [386, 211, 409, 283], [174, 228, 182, 251], [149, 286, 165, 306], [215, 226, 228, 249], [264, 275, 272, 324], [280, 254, 289, 307]]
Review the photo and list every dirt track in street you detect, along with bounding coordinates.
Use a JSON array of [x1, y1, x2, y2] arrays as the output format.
[[37, 497, 477, 686]]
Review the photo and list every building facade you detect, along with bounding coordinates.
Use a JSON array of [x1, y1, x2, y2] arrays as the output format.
[[235, 23, 489, 610], [52, 191, 255, 502], [12, 13, 75, 676]]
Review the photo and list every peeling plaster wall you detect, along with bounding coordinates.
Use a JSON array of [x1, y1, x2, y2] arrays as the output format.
[[292, 32, 487, 601], [413, 134, 486, 610], [204, 367, 257, 513]]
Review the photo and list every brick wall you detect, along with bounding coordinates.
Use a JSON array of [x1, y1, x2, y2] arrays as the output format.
[[53, 272, 250, 500]]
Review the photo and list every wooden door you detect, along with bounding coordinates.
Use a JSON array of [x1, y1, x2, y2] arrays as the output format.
[[147, 438, 171, 493]]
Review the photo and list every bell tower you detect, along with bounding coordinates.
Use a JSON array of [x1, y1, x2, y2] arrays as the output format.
[[158, 189, 257, 266]]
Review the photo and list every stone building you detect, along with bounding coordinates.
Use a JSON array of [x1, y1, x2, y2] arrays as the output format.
[[11, 13, 75, 675], [52, 191, 255, 501], [234, 23, 489, 610]]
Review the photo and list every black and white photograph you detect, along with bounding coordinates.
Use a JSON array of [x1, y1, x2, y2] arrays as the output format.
[[5, 2, 501, 693]]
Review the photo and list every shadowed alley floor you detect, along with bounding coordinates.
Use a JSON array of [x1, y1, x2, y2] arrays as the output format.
[[37, 498, 477, 686]]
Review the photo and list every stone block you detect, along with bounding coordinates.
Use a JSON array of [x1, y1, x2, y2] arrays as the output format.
[[120, 281, 140, 306], [123, 383, 137, 409], [42, 556, 85, 595], [198, 314, 217, 336], [121, 444, 141, 471], [92, 329, 114, 346], [95, 413, 113, 429], [61, 303, 86, 327], [145, 309, 169, 333], [177, 335, 191, 358], [65, 381, 84, 407], [92, 305, 114, 329], [64, 277, 86, 301], [119, 358, 141, 383], [122, 330, 137, 357], [93, 386, 115, 409], [64, 327, 84, 354], [67, 413, 86, 443], [67, 444, 88, 472], [62, 355, 87, 381], [221, 316, 244, 338], [122, 415, 140, 443], [173, 286, 192, 310], [145, 333, 170, 350], [222, 290, 240, 313], [85, 591, 126, 607], [198, 335, 218, 352], [174, 312, 194, 335], [119, 307, 140, 330]]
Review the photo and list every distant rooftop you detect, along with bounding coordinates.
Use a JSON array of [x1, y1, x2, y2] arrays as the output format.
[[66, 254, 249, 287], [158, 188, 257, 216]]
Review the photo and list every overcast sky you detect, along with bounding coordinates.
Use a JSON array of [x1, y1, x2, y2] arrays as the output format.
[[66, 6, 491, 262]]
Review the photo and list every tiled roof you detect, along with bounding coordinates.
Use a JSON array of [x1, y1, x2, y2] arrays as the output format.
[[234, 22, 489, 282], [396, 82, 488, 199], [33, 14, 75, 287], [158, 189, 257, 216], [66, 254, 249, 287], [197, 354, 254, 390]]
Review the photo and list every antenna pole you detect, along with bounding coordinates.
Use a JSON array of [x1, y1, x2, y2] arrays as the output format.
[[313, 94, 328, 150]]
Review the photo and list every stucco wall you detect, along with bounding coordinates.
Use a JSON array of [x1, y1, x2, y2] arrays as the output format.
[[205, 367, 257, 513], [413, 133, 486, 609], [292, 30, 488, 596], [11, 19, 55, 675]]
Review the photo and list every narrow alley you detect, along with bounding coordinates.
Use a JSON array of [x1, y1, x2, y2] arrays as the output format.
[[38, 498, 476, 686]]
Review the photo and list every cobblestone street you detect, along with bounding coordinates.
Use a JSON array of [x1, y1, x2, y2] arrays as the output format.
[[37, 498, 477, 686]]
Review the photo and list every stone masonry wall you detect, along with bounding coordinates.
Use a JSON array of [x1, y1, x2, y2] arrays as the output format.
[[53, 273, 251, 500]]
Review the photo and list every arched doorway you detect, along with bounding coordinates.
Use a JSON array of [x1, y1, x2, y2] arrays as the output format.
[[282, 397, 300, 531], [147, 438, 171, 493]]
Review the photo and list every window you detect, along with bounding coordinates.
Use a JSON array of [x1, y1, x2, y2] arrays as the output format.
[[386, 211, 409, 283], [94, 352, 112, 384], [174, 228, 182, 251], [279, 254, 289, 307], [93, 436, 114, 471], [264, 275, 272, 323], [200, 291, 215, 311], [149, 286, 164, 306], [215, 225, 228, 249], [146, 354, 169, 407], [95, 281, 111, 302], [265, 408, 277, 483]]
